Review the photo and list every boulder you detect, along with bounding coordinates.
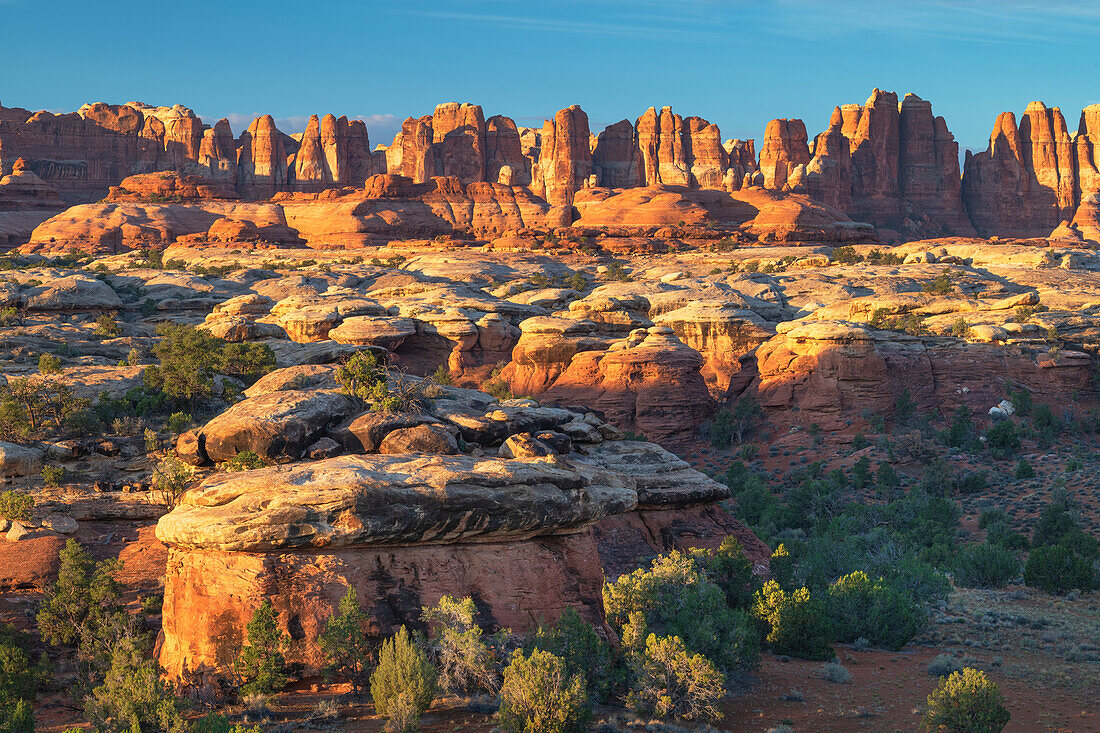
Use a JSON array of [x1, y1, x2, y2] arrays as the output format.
[[378, 424, 458, 455], [197, 390, 357, 462], [0, 442, 44, 477]]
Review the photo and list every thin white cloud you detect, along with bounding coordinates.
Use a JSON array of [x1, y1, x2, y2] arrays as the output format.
[[393, 0, 1100, 46]]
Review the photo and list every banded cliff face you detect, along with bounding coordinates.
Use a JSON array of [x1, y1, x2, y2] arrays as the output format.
[[7, 91, 1100, 239]]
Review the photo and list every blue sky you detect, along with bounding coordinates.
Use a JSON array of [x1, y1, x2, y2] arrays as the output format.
[[2, 0, 1099, 154]]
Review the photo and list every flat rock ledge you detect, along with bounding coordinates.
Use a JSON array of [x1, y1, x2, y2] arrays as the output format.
[[155, 453, 638, 552]]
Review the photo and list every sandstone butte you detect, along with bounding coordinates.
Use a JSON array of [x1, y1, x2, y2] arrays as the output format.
[[6, 90, 1100, 248]]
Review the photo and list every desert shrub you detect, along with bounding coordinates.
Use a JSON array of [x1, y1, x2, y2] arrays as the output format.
[[1006, 386, 1032, 417], [144, 325, 275, 406], [927, 653, 964, 678], [942, 405, 979, 450], [1024, 544, 1098, 594], [144, 427, 159, 453], [337, 351, 387, 402], [143, 324, 227, 405], [429, 364, 453, 386], [37, 539, 123, 648], [40, 463, 63, 486], [151, 456, 192, 508], [852, 456, 871, 490], [38, 352, 62, 374], [1024, 493, 1099, 593], [219, 342, 276, 382], [625, 632, 724, 722], [234, 600, 288, 696], [189, 714, 261, 733], [831, 246, 862, 264], [751, 581, 833, 660], [497, 649, 590, 733], [166, 412, 192, 434], [821, 661, 852, 684], [875, 462, 900, 493], [319, 587, 371, 694], [983, 421, 1019, 460], [0, 490, 33, 521], [222, 450, 266, 473], [953, 471, 989, 495], [954, 544, 1019, 589], [527, 608, 613, 702], [421, 595, 498, 694], [604, 551, 759, 672], [480, 363, 514, 401], [922, 668, 1009, 733], [706, 396, 761, 447], [1033, 494, 1077, 546], [0, 622, 50, 733], [1013, 459, 1034, 479], [85, 637, 185, 733], [826, 571, 926, 650], [921, 272, 953, 295], [94, 314, 122, 338], [370, 626, 436, 733], [950, 318, 971, 337]]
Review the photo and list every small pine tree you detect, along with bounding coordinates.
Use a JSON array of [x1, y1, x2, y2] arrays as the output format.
[[86, 637, 185, 733], [234, 600, 288, 696], [36, 539, 123, 647], [527, 608, 612, 702], [370, 626, 437, 733], [319, 587, 371, 694]]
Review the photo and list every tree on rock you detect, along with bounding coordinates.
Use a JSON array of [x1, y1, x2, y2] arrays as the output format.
[[234, 600, 288, 696], [319, 587, 371, 695]]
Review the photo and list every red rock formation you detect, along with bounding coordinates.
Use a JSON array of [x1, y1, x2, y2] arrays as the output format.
[[686, 117, 728, 190], [846, 89, 902, 225], [0, 103, 148, 201], [803, 107, 852, 210], [534, 105, 592, 206], [319, 114, 348, 184], [758, 118, 810, 190], [724, 138, 757, 191], [432, 102, 485, 184], [198, 119, 237, 185], [897, 93, 973, 235], [292, 115, 327, 188], [538, 326, 715, 444], [593, 119, 643, 189], [767, 90, 973, 237], [106, 172, 238, 201], [964, 101, 1077, 237], [133, 103, 204, 172], [236, 115, 287, 199], [387, 115, 435, 184], [345, 119, 375, 185], [637, 106, 690, 187], [484, 114, 527, 185], [742, 320, 1098, 432]]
